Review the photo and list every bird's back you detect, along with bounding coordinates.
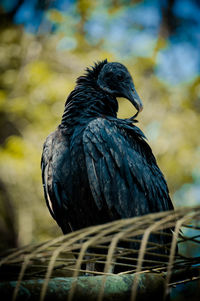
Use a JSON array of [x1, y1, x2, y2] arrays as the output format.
[[42, 117, 173, 235]]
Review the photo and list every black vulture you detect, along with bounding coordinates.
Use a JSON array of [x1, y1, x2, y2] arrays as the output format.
[[41, 60, 174, 265]]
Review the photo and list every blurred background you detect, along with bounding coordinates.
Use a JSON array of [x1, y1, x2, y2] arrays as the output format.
[[0, 0, 199, 251]]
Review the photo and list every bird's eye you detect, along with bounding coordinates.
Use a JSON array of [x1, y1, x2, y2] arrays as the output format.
[[116, 74, 124, 81]]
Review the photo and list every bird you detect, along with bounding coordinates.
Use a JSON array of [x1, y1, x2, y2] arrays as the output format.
[[41, 60, 174, 266]]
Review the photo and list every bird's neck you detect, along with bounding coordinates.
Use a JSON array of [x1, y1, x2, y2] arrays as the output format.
[[60, 83, 118, 128]]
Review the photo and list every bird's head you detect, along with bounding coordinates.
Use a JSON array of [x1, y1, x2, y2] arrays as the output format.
[[97, 62, 143, 114]]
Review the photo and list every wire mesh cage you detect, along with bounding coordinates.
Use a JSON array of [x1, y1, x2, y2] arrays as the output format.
[[0, 206, 200, 301]]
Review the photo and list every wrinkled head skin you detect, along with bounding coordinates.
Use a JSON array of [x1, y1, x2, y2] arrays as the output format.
[[97, 62, 143, 113]]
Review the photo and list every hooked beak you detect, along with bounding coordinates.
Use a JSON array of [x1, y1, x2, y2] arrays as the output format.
[[126, 84, 143, 113]]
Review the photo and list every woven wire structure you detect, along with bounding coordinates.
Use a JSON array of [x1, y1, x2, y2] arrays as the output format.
[[0, 205, 200, 301]]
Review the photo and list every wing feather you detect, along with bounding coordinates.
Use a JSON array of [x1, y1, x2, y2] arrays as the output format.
[[41, 133, 56, 219], [83, 118, 173, 219], [41, 128, 72, 233]]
